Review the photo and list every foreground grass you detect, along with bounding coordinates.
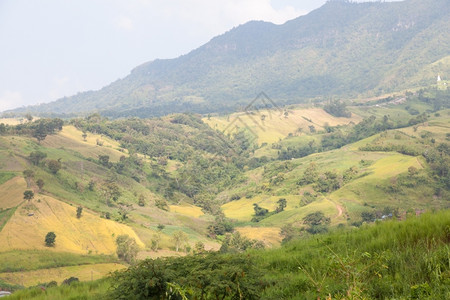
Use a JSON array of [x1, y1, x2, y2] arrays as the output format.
[[7, 278, 111, 300], [258, 210, 450, 299], [0, 250, 116, 273], [10, 210, 450, 299], [0, 263, 125, 287]]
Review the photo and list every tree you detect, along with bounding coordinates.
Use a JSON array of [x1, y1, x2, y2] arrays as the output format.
[[87, 179, 95, 191], [280, 223, 296, 243], [155, 198, 168, 211], [45, 232, 56, 247], [138, 194, 145, 207], [82, 131, 87, 141], [303, 211, 330, 226], [303, 211, 330, 235], [361, 211, 375, 223], [118, 204, 132, 220], [47, 159, 62, 174], [151, 232, 161, 252], [298, 162, 318, 185], [276, 198, 287, 213], [102, 182, 121, 205], [23, 169, 34, 188], [171, 231, 188, 252], [194, 241, 205, 254], [29, 151, 47, 166], [116, 234, 139, 264], [251, 203, 270, 222], [76, 206, 83, 218], [253, 203, 268, 216], [23, 190, 34, 202], [36, 178, 44, 192], [98, 155, 110, 167], [32, 122, 47, 143], [25, 113, 33, 122]]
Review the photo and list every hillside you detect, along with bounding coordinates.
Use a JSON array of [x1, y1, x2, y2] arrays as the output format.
[[8, 210, 450, 299], [6, 0, 450, 117], [0, 88, 449, 291]]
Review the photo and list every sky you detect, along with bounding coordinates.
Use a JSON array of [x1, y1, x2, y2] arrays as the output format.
[[0, 0, 396, 111]]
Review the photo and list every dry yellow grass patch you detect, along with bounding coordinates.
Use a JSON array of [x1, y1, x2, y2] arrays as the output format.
[[0, 177, 26, 209], [0, 118, 24, 126], [0, 195, 144, 254], [222, 195, 300, 222], [236, 226, 281, 247], [204, 108, 361, 144], [169, 203, 204, 218], [42, 126, 126, 162], [0, 263, 125, 287]]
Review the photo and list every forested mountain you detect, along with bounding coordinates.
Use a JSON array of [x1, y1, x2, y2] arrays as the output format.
[[8, 0, 450, 117]]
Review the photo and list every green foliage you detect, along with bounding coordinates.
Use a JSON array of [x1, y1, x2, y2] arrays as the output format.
[[0, 171, 15, 185], [108, 253, 265, 300], [251, 203, 269, 222], [7, 278, 111, 300], [98, 155, 110, 168], [29, 151, 47, 166], [260, 210, 450, 299], [76, 206, 83, 218], [220, 232, 264, 253], [45, 232, 56, 247], [171, 231, 188, 252], [299, 191, 318, 207], [36, 178, 44, 192], [207, 215, 234, 237], [23, 190, 34, 201], [275, 198, 287, 213], [47, 159, 61, 174], [324, 100, 351, 117], [313, 171, 341, 193], [303, 211, 330, 234], [115, 234, 139, 264], [0, 250, 116, 273]]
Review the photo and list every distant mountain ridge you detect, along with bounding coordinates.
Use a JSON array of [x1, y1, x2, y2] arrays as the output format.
[[8, 0, 450, 117]]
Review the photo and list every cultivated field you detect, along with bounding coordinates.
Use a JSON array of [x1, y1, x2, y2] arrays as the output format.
[[204, 108, 361, 144], [0, 195, 144, 254], [0, 263, 125, 287]]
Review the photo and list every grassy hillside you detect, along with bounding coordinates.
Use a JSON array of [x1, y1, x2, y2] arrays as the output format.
[[0, 90, 448, 293], [11, 210, 449, 299], [0, 194, 144, 254], [204, 107, 360, 145]]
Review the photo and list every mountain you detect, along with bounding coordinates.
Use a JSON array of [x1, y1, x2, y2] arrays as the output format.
[[8, 0, 450, 117]]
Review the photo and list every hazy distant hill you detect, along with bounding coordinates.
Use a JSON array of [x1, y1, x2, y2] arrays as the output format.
[[9, 0, 450, 117]]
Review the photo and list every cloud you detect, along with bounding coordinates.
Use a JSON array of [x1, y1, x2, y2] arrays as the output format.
[[0, 90, 24, 111]]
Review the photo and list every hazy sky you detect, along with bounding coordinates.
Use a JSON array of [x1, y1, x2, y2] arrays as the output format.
[[0, 0, 395, 111]]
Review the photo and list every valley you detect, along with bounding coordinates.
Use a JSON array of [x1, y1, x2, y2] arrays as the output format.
[[0, 0, 449, 298]]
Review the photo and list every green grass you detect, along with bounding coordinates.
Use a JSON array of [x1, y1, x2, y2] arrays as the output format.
[[0, 171, 16, 185], [256, 210, 450, 299], [0, 207, 18, 232], [7, 278, 111, 300], [0, 250, 117, 273], [14, 210, 450, 299]]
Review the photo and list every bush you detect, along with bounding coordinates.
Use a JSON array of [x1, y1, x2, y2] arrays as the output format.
[[45, 232, 56, 247]]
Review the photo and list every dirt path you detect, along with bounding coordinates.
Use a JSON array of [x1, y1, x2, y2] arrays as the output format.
[[336, 203, 344, 217]]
